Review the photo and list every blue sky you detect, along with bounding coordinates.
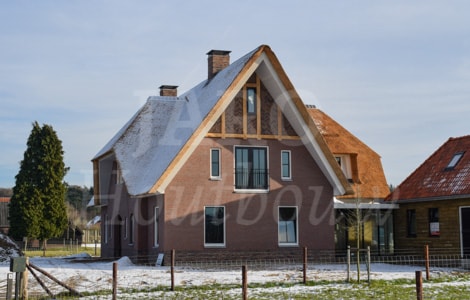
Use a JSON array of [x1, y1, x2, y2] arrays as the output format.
[[1, 1, 470, 188]]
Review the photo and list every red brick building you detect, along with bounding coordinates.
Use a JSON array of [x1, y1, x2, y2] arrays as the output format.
[[92, 45, 353, 262]]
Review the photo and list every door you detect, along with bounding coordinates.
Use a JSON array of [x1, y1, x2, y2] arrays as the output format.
[[460, 207, 470, 256]]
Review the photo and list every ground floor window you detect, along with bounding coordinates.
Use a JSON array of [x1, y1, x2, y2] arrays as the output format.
[[429, 208, 440, 236], [407, 209, 417, 237], [205, 206, 225, 247], [154, 207, 159, 247], [278, 207, 298, 245]]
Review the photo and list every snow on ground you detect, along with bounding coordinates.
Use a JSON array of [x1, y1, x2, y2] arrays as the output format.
[[0, 254, 460, 297]]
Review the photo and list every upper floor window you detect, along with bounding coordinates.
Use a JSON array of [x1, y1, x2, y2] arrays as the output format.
[[281, 150, 291, 180], [246, 87, 256, 115], [116, 167, 123, 184], [210, 148, 221, 179], [235, 146, 268, 190]]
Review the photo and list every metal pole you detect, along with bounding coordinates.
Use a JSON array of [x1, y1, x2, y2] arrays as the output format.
[[367, 246, 371, 284], [303, 246, 307, 284], [347, 245, 350, 282], [171, 249, 175, 291]]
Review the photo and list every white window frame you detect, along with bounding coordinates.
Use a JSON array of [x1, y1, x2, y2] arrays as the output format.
[[278, 206, 299, 246], [104, 214, 109, 244], [154, 207, 159, 248], [116, 167, 123, 184], [129, 214, 134, 245], [210, 148, 221, 180], [204, 206, 226, 248], [281, 150, 292, 180], [124, 217, 128, 240]]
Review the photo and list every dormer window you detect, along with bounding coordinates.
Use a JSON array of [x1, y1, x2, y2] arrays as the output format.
[[335, 155, 353, 182], [445, 152, 464, 170]]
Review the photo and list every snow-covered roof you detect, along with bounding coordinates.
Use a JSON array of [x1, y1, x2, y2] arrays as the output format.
[[93, 47, 258, 196], [86, 215, 101, 228]]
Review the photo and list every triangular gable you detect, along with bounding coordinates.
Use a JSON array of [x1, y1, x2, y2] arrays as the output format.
[[150, 45, 351, 196], [94, 45, 352, 197]]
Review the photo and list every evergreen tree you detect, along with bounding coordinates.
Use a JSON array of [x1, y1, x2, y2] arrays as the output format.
[[9, 122, 68, 249]]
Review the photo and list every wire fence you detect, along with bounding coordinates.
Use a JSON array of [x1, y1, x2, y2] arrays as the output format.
[[0, 247, 469, 299]]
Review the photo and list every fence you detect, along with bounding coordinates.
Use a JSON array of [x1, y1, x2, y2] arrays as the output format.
[[0, 246, 469, 299]]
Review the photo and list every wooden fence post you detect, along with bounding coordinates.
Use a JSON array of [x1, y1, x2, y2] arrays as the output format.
[[171, 249, 175, 291], [424, 245, 430, 280], [415, 270, 423, 300], [112, 262, 117, 300], [242, 265, 248, 300], [303, 246, 308, 284]]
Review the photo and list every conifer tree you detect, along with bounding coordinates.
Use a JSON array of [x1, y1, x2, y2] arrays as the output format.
[[9, 122, 68, 251]]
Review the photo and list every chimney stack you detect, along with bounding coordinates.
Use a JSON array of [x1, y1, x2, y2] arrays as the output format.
[[159, 85, 178, 97], [207, 50, 231, 80]]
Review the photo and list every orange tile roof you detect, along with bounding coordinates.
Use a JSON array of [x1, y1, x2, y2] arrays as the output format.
[[0, 197, 10, 203], [307, 107, 390, 200], [387, 135, 470, 202]]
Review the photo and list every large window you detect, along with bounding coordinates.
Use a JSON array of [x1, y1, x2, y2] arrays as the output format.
[[235, 146, 268, 190], [210, 148, 221, 179], [407, 209, 417, 237], [205, 206, 225, 246], [281, 150, 291, 180], [278, 207, 298, 245]]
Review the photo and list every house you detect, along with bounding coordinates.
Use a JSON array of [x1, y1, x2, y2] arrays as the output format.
[[92, 45, 354, 262], [386, 135, 470, 257], [0, 197, 10, 234], [308, 108, 396, 255]]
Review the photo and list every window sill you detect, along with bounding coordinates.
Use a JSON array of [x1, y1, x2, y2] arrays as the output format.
[[234, 189, 269, 194], [278, 243, 299, 247], [281, 178, 292, 181], [204, 244, 226, 248], [209, 177, 222, 181]]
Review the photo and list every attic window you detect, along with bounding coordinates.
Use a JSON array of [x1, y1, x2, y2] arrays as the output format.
[[246, 88, 256, 114], [446, 152, 465, 170]]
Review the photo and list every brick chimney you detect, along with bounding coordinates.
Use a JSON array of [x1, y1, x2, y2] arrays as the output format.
[[207, 50, 231, 80], [159, 85, 178, 97]]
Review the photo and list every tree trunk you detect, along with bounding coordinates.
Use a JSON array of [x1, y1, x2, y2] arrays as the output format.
[[42, 240, 47, 257], [356, 205, 360, 282]]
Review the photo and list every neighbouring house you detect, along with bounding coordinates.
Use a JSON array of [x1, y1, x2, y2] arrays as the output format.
[[307, 108, 396, 255], [0, 197, 10, 234], [92, 45, 354, 263], [386, 135, 470, 257]]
